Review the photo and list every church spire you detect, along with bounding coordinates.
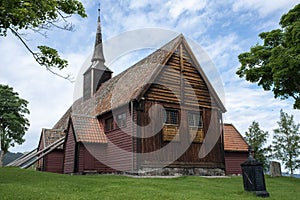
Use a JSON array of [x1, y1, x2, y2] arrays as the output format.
[[83, 5, 112, 101], [91, 6, 105, 63]]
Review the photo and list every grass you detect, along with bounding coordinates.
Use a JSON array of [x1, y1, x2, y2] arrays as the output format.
[[0, 167, 299, 200]]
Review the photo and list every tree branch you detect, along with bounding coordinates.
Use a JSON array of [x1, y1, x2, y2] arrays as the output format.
[[9, 27, 74, 82], [9, 27, 35, 55], [44, 67, 75, 82], [57, 11, 72, 21], [29, 27, 48, 38]]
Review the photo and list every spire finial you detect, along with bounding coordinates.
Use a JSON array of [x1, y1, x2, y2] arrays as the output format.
[[98, 3, 101, 17]]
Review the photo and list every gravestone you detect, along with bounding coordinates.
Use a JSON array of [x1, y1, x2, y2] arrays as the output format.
[[241, 147, 269, 197], [269, 161, 282, 177]]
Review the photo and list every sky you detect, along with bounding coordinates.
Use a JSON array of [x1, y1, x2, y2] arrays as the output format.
[[0, 0, 299, 170]]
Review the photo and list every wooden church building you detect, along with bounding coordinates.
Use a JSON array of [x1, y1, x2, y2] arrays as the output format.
[[35, 11, 243, 176]]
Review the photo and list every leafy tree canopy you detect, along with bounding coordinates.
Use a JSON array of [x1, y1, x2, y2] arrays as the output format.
[[271, 110, 300, 175], [237, 4, 300, 109], [245, 121, 269, 170], [0, 84, 30, 166], [0, 0, 87, 80]]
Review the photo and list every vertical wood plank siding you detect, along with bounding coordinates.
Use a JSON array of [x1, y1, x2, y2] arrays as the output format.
[[102, 107, 136, 173], [139, 101, 223, 168], [140, 44, 224, 169], [45, 150, 64, 173], [225, 152, 248, 175], [77, 143, 107, 172], [64, 125, 76, 174]]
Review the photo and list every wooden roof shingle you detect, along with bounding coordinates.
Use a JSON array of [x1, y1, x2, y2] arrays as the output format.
[[41, 128, 65, 149], [71, 115, 107, 143], [51, 34, 226, 145], [71, 34, 226, 117], [224, 123, 249, 152]]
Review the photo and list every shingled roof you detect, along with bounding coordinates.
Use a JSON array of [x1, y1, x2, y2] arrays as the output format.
[[53, 106, 72, 130], [224, 123, 249, 152], [52, 34, 227, 144], [71, 34, 226, 118], [39, 128, 65, 149], [70, 115, 107, 143]]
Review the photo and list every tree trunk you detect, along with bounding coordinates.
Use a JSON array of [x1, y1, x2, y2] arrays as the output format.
[[0, 150, 4, 167], [289, 155, 294, 176]]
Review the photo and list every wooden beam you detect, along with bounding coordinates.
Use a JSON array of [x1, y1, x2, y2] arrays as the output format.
[[180, 44, 184, 104]]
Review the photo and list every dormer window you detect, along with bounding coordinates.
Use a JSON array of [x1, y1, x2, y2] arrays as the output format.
[[105, 117, 114, 132]]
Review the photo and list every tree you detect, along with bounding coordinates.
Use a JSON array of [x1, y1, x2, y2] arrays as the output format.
[[271, 110, 300, 175], [245, 121, 269, 170], [236, 4, 300, 109], [0, 84, 30, 166], [0, 0, 87, 80]]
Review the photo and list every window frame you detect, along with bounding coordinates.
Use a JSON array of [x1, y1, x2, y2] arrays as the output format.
[[104, 117, 114, 132], [162, 108, 179, 125], [116, 112, 127, 128], [188, 111, 203, 128]]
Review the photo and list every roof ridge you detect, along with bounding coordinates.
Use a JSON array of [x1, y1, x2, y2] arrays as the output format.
[[93, 34, 183, 97]]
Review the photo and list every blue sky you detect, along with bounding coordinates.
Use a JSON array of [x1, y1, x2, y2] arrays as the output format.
[[0, 0, 299, 170]]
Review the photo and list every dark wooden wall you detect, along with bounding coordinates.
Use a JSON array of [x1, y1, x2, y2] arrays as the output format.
[[138, 43, 224, 169], [137, 101, 223, 169], [63, 124, 76, 174], [145, 45, 216, 108]]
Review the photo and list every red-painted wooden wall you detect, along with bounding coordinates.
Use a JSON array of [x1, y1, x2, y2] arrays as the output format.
[[44, 150, 64, 173], [64, 124, 76, 174], [225, 152, 248, 175]]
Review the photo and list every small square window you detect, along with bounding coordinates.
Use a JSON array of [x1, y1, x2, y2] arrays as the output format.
[[105, 117, 114, 132], [116, 113, 126, 128], [162, 109, 179, 125], [188, 112, 202, 127]]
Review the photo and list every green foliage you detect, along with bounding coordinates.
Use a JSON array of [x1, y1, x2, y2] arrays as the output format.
[[0, 84, 29, 166], [37, 45, 68, 70], [271, 110, 300, 175], [245, 121, 269, 170], [1, 168, 300, 200], [236, 4, 300, 109], [0, 0, 87, 80]]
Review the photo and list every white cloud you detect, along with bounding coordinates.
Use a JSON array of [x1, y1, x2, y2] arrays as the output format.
[[0, 35, 86, 152], [166, 0, 207, 19], [232, 0, 299, 17]]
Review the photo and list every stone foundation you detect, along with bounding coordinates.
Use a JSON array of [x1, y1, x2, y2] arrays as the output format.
[[138, 167, 225, 176]]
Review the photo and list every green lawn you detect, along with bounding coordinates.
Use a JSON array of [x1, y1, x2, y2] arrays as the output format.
[[0, 167, 299, 200]]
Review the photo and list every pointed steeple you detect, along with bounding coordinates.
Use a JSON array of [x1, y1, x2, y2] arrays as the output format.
[[83, 6, 113, 101], [91, 8, 105, 63]]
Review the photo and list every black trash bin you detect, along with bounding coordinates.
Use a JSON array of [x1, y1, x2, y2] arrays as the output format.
[[241, 148, 269, 197]]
